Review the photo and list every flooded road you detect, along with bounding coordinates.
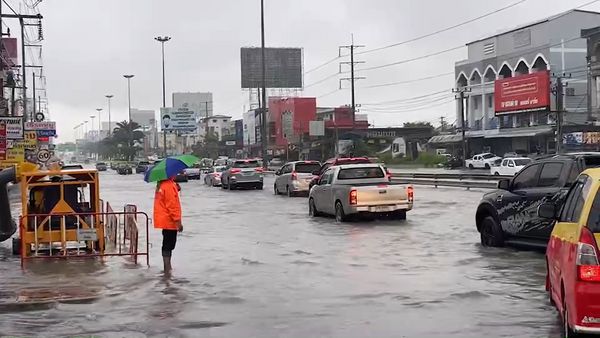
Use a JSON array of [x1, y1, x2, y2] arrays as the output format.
[[0, 171, 562, 337]]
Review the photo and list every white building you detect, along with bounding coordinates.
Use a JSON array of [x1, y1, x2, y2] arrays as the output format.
[[172, 92, 213, 119], [199, 115, 232, 141], [243, 110, 256, 146]]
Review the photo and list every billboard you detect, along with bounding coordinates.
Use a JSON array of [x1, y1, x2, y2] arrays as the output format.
[[241, 47, 303, 89], [309, 121, 325, 136], [161, 107, 197, 132], [0, 117, 23, 139], [494, 71, 550, 115], [1, 38, 18, 68]]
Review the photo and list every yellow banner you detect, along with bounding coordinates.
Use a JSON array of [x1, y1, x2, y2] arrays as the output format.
[[7, 148, 24, 162], [8, 131, 37, 149]]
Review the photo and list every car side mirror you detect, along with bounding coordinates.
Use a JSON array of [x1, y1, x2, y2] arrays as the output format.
[[275, 170, 281, 176], [497, 179, 510, 190], [538, 203, 558, 220]]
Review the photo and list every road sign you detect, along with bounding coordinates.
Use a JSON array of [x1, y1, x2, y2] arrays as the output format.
[[309, 120, 325, 136], [160, 107, 197, 132], [36, 130, 56, 137], [37, 149, 50, 163], [35, 112, 45, 122]]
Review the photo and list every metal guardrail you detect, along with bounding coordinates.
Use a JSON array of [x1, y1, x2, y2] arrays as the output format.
[[391, 177, 498, 189], [390, 172, 511, 181]]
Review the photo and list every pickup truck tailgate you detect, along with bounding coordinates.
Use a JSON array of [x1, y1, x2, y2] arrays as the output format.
[[355, 184, 408, 206]]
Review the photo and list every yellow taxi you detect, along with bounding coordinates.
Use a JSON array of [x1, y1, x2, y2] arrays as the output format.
[[539, 168, 600, 336]]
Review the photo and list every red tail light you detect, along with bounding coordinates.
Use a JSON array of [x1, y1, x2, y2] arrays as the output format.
[[577, 227, 600, 282], [230, 168, 241, 174], [349, 189, 358, 205], [255, 167, 264, 173], [407, 186, 414, 202], [386, 168, 392, 182], [291, 171, 298, 181]]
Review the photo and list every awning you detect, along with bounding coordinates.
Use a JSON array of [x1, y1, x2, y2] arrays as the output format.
[[483, 126, 553, 139], [428, 134, 463, 144]]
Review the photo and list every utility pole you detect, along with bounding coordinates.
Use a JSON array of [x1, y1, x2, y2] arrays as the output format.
[[32, 71, 35, 119], [553, 73, 570, 154], [96, 108, 102, 139], [155, 36, 171, 157], [260, 0, 268, 168], [19, 17, 26, 120], [453, 87, 471, 164], [123, 74, 134, 160], [439, 116, 446, 132], [339, 36, 365, 129]]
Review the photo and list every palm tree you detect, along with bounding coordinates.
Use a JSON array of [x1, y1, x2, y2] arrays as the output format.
[[112, 120, 145, 161]]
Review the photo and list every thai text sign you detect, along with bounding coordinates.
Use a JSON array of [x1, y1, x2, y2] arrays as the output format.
[[494, 71, 550, 115], [0, 117, 23, 139], [160, 108, 197, 132]]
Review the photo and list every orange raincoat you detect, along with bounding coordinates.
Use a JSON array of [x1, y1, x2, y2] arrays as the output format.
[[153, 179, 182, 230]]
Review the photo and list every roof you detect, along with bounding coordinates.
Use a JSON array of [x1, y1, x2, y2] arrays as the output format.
[[467, 9, 600, 45], [336, 163, 384, 170], [428, 134, 462, 144]]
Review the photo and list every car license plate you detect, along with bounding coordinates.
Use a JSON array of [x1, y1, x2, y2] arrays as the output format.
[[242, 171, 254, 176], [371, 206, 394, 212]]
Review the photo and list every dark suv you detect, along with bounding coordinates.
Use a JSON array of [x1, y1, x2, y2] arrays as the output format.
[[475, 153, 600, 249]]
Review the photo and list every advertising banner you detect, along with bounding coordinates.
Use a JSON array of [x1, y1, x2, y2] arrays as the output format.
[[0, 121, 5, 160], [0, 117, 23, 139], [494, 71, 550, 115], [161, 107, 197, 132], [563, 132, 583, 145], [1, 38, 18, 68], [24, 121, 56, 138], [7, 147, 24, 161], [7, 131, 37, 149]]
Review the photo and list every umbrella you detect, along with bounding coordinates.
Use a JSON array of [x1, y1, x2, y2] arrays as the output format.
[[144, 154, 199, 182]]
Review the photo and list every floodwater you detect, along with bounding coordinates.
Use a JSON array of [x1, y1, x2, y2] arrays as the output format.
[[0, 171, 563, 337]]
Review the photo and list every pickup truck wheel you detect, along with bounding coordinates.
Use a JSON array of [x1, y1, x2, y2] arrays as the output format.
[[563, 295, 579, 338], [480, 216, 504, 247], [392, 210, 407, 220], [309, 198, 320, 217], [469, 164, 474, 169], [494, 172, 499, 176], [335, 202, 348, 223]]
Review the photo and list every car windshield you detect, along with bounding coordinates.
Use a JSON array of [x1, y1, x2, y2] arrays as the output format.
[[295, 163, 321, 173], [482, 154, 495, 159], [214, 166, 227, 172], [234, 160, 259, 168], [514, 159, 532, 166], [338, 167, 384, 180]]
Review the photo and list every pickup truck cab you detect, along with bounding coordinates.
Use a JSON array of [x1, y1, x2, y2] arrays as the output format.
[[308, 164, 413, 222], [476, 153, 600, 249], [465, 153, 502, 169]]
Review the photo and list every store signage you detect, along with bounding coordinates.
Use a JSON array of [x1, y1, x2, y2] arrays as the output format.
[[495, 71, 550, 115], [0, 117, 23, 139]]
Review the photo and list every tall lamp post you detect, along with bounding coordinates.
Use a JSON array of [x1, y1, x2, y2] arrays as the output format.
[[155, 36, 171, 157], [105, 94, 113, 136], [260, 0, 268, 169], [96, 108, 103, 139], [123, 75, 135, 160]]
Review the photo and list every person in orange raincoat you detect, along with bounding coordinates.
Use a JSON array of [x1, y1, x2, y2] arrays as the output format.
[[154, 177, 183, 273]]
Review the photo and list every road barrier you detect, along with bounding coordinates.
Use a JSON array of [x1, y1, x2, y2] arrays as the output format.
[[391, 177, 497, 189], [390, 172, 511, 181]]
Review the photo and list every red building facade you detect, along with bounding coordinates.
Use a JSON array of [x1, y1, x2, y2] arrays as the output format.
[[268, 97, 317, 148]]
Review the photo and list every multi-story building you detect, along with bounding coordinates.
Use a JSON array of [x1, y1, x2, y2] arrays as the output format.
[[172, 92, 213, 119], [454, 9, 600, 155], [130, 108, 156, 130], [268, 97, 317, 148], [198, 115, 232, 141], [243, 110, 257, 147], [583, 26, 600, 116]]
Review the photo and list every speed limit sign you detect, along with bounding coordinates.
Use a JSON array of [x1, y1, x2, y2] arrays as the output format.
[[37, 149, 50, 163]]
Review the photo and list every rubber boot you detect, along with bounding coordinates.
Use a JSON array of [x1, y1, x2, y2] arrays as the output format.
[[163, 256, 172, 274]]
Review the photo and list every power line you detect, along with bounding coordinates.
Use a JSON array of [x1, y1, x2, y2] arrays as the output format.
[[361, 98, 455, 114], [361, 72, 453, 89], [358, 0, 529, 55], [362, 89, 450, 105], [363, 95, 453, 111], [304, 55, 340, 75], [360, 45, 465, 72]]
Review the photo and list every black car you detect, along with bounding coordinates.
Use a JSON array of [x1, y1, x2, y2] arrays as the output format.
[[174, 172, 188, 183], [475, 153, 600, 249], [117, 164, 133, 175], [95, 162, 108, 171], [136, 161, 151, 174]]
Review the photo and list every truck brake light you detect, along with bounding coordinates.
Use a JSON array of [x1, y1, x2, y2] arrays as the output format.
[[407, 186, 414, 202], [230, 168, 241, 174], [577, 227, 600, 282], [386, 168, 392, 182], [255, 167, 264, 173], [349, 189, 357, 205]]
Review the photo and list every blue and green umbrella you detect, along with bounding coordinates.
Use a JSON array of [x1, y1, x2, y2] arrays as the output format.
[[144, 154, 199, 182]]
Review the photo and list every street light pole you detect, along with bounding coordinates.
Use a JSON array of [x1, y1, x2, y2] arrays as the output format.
[[96, 108, 103, 139], [105, 95, 113, 136], [123, 75, 134, 122], [260, 0, 268, 169], [155, 36, 171, 157]]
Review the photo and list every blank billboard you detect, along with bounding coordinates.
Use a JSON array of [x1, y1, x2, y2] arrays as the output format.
[[241, 47, 303, 89]]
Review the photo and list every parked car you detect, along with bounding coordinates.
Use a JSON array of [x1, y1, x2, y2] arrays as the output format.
[[204, 166, 227, 186], [95, 162, 108, 171], [309, 164, 413, 222], [503, 150, 528, 158], [221, 159, 264, 190], [475, 153, 600, 249], [183, 164, 201, 180], [136, 161, 151, 174], [174, 171, 188, 183], [274, 161, 321, 197], [439, 154, 463, 169], [268, 158, 284, 171], [465, 153, 502, 169], [538, 168, 600, 336], [117, 164, 133, 175], [490, 157, 532, 176], [214, 157, 228, 167], [309, 157, 372, 190]]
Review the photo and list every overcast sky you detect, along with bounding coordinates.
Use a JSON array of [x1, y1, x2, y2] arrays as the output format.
[[8, 0, 600, 141]]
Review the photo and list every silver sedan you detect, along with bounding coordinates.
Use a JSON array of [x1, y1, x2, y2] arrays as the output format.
[[203, 166, 227, 187]]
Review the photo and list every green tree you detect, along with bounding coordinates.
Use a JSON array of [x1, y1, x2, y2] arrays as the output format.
[[403, 121, 434, 128], [111, 120, 145, 161], [192, 131, 220, 159]]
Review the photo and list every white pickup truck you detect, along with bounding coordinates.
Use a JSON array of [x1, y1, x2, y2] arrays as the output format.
[[308, 164, 413, 222], [465, 153, 502, 169]]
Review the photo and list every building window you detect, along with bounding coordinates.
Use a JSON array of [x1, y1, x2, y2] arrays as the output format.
[[212, 119, 217, 123], [487, 95, 493, 109]]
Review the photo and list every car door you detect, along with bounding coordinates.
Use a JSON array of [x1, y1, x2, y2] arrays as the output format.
[[498, 159, 508, 175], [278, 164, 291, 191], [315, 170, 334, 214], [547, 176, 590, 307], [495, 163, 542, 237], [505, 160, 515, 175], [522, 162, 568, 240]]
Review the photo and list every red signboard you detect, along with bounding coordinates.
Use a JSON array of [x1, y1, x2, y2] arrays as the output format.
[[494, 70, 550, 115], [0, 121, 5, 160]]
